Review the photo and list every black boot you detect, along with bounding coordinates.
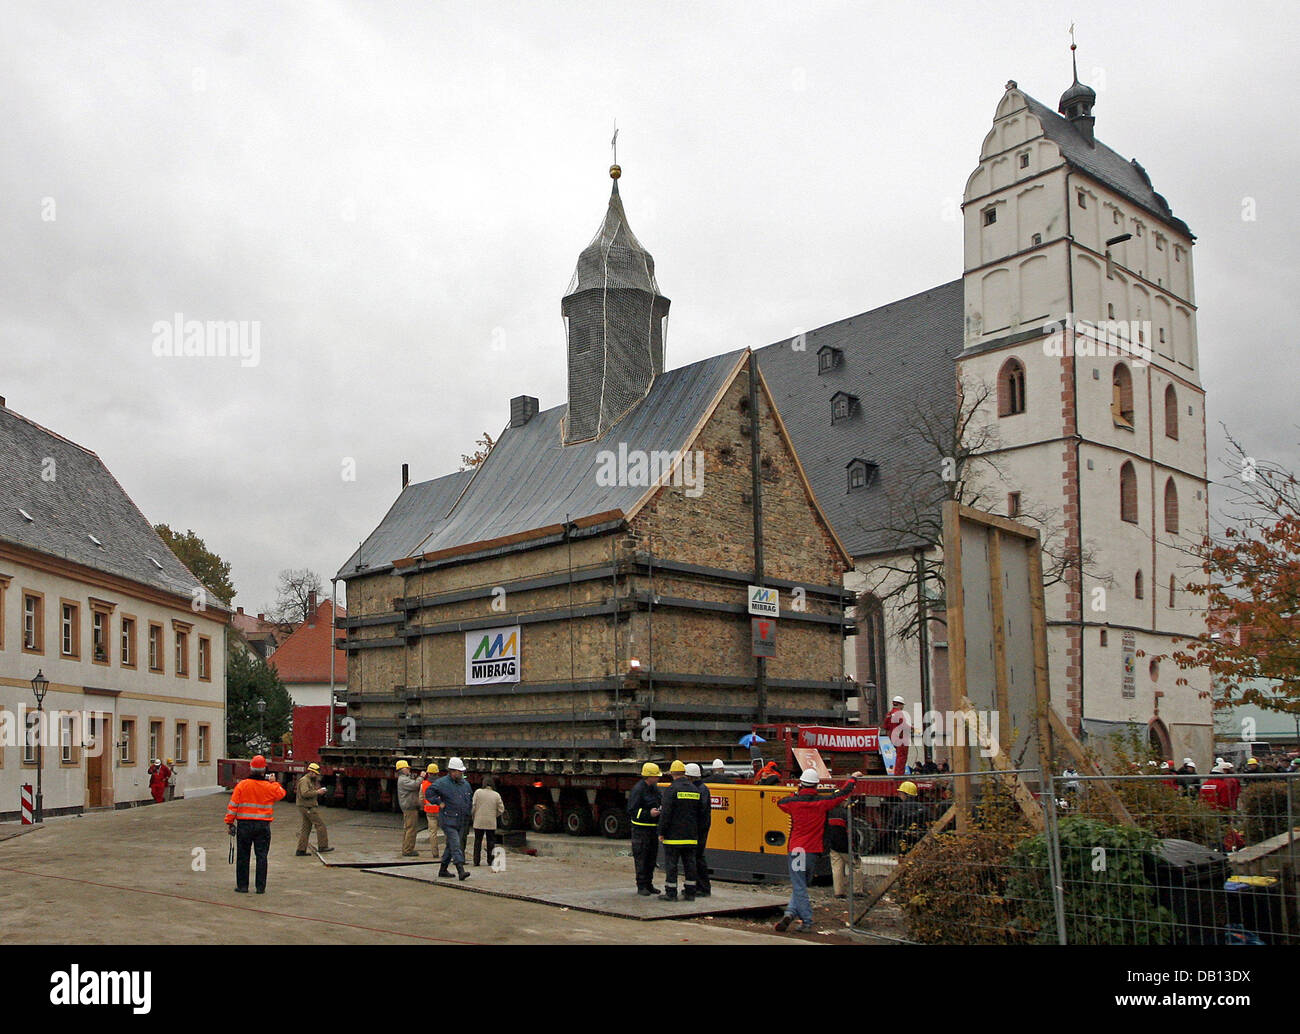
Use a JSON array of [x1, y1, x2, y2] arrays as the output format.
[[458, 868, 471, 881], [662, 887, 678, 902], [683, 884, 697, 902], [438, 868, 453, 878]]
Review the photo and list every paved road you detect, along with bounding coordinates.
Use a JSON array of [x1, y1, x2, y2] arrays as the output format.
[[0, 795, 797, 945]]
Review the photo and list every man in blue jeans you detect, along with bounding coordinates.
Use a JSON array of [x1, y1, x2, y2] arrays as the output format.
[[424, 756, 474, 881], [774, 768, 860, 933]]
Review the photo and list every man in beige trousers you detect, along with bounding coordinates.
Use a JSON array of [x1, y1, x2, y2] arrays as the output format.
[[396, 760, 424, 857], [295, 763, 333, 855]]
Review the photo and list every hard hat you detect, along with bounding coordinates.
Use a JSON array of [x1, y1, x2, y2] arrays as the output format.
[[712, 759, 726, 769], [448, 757, 466, 772], [166, 757, 174, 765], [1214, 757, 1225, 766], [641, 762, 661, 778], [307, 763, 320, 773], [1291, 757, 1300, 768], [898, 781, 918, 797], [395, 760, 410, 770], [1182, 758, 1195, 767], [669, 760, 686, 774], [799, 768, 819, 786], [152, 758, 160, 766], [1146, 760, 1158, 767], [250, 755, 267, 770], [892, 695, 905, 705], [1159, 761, 1171, 771], [685, 763, 701, 778], [1247, 757, 1260, 766], [426, 763, 439, 774]]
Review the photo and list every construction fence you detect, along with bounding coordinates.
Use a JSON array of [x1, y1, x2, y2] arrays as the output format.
[[844, 771, 1300, 946]]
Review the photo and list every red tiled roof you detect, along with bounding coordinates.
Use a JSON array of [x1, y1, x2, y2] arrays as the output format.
[[269, 599, 348, 683]]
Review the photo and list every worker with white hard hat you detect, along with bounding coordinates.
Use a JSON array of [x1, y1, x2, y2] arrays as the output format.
[[885, 695, 911, 776], [773, 767, 863, 934], [423, 756, 473, 880], [685, 763, 715, 897], [709, 758, 732, 784]]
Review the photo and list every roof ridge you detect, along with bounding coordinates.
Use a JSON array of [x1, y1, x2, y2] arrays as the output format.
[[0, 405, 99, 458], [757, 279, 963, 350]]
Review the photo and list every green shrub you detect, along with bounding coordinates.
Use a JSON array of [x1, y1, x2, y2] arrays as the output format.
[[1240, 781, 1291, 844], [1009, 817, 1176, 945]]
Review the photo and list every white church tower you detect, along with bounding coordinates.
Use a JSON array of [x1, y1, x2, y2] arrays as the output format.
[[956, 47, 1212, 763]]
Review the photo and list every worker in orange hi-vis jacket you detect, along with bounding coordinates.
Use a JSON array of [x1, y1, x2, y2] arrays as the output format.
[[225, 755, 287, 894], [885, 696, 911, 776]]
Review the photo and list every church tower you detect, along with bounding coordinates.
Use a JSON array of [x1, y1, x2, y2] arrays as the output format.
[[956, 50, 1212, 763], [562, 164, 670, 445]]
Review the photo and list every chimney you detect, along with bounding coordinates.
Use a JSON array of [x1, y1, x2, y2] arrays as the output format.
[[257, 612, 265, 621], [0, 396, 6, 408], [308, 589, 318, 616], [237, 606, 244, 615], [510, 395, 539, 427], [401, 462, 410, 489]]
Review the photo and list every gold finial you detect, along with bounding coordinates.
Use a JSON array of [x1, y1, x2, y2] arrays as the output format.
[[610, 164, 621, 180], [610, 121, 620, 178]]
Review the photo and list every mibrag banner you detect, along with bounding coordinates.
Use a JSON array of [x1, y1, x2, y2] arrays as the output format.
[[465, 625, 521, 685]]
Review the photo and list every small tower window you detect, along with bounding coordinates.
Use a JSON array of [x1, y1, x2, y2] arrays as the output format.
[[1113, 209, 1121, 225], [1007, 491, 1021, 518], [1164, 384, 1178, 440], [1112, 363, 1134, 428], [1134, 569, 1144, 599], [1107, 302, 1116, 320], [1164, 478, 1180, 534], [984, 206, 997, 226], [997, 358, 1026, 416], [817, 345, 842, 374], [831, 392, 858, 423], [847, 459, 878, 493], [1135, 223, 1143, 238], [1169, 575, 1176, 608], [1031, 232, 1042, 246], [1019, 152, 1030, 169], [1155, 236, 1164, 251], [1077, 190, 1087, 209], [1120, 461, 1138, 524]]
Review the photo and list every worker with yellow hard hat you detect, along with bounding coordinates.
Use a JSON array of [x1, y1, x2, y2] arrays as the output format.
[[421, 762, 443, 857], [396, 759, 424, 857], [886, 780, 928, 856], [295, 761, 332, 856], [628, 762, 663, 896]]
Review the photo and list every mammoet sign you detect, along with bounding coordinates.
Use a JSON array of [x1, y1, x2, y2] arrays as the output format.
[[465, 626, 521, 685]]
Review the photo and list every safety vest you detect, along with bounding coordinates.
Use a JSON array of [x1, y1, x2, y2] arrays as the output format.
[[225, 777, 286, 824], [421, 778, 440, 815]]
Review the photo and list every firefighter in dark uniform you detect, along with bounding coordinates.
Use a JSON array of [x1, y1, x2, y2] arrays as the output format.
[[657, 760, 708, 902], [627, 762, 663, 896], [687, 763, 713, 897]]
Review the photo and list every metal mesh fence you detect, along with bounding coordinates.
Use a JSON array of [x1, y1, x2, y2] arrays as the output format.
[[848, 771, 1299, 945]]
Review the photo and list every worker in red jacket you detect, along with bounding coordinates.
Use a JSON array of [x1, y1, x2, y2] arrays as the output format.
[[1201, 761, 1241, 811], [147, 759, 170, 804], [225, 755, 287, 894], [773, 769, 861, 934], [753, 760, 781, 785], [885, 696, 911, 775]]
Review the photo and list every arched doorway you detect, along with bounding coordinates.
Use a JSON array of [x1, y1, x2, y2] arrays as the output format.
[[1148, 717, 1172, 760]]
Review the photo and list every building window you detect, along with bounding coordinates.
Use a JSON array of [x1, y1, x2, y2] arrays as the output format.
[[121, 617, 136, 668], [149, 720, 162, 762], [1112, 209, 1121, 225], [847, 459, 878, 492], [1031, 232, 1042, 246], [1107, 302, 1116, 320], [1019, 152, 1030, 169], [997, 358, 1026, 416], [1007, 491, 1021, 518], [984, 206, 997, 226], [1100, 629, 1109, 647], [149, 624, 163, 673], [198, 636, 211, 681], [1164, 384, 1179, 440], [1112, 363, 1134, 428], [1077, 190, 1087, 208], [1159, 327, 1166, 344], [23, 591, 44, 653], [198, 724, 211, 765], [1156, 236, 1164, 251], [23, 712, 39, 764], [0, 576, 8, 651], [92, 611, 109, 664], [1135, 223, 1143, 237], [1120, 461, 1138, 524], [175, 629, 189, 677], [120, 718, 136, 764], [831, 392, 858, 423], [174, 722, 188, 765], [60, 713, 75, 764], [60, 601, 80, 659], [817, 346, 842, 374], [1164, 478, 1180, 534], [1169, 575, 1176, 608], [1135, 569, 1144, 600]]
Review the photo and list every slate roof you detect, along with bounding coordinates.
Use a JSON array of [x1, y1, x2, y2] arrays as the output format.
[[337, 349, 748, 579], [756, 280, 964, 558], [269, 599, 347, 683], [1022, 92, 1193, 238], [0, 405, 223, 605]]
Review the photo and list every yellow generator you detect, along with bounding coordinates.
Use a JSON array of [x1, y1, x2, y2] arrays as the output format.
[[701, 782, 832, 883]]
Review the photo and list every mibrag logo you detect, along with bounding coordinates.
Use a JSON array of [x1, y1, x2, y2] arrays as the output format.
[[465, 625, 521, 685]]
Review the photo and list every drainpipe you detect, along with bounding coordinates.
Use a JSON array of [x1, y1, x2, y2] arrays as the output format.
[[328, 577, 337, 746], [749, 352, 767, 724]]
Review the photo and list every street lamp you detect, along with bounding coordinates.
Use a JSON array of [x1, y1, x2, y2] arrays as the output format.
[[30, 670, 49, 824], [257, 698, 267, 753]]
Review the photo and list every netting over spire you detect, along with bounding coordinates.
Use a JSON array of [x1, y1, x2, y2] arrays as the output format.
[[562, 179, 670, 445]]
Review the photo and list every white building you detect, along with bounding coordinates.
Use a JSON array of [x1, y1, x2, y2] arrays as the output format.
[[0, 401, 229, 818], [759, 62, 1212, 767]]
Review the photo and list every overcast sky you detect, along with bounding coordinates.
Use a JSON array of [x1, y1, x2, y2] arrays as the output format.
[[2, 1, 1296, 612]]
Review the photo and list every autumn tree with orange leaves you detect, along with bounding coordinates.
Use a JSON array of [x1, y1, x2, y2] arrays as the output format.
[[1167, 432, 1300, 723]]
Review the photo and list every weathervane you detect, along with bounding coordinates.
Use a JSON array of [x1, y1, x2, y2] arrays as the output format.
[[610, 120, 621, 180]]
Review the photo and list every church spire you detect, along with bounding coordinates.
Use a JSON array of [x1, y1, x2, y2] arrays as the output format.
[[1058, 25, 1097, 145], [561, 155, 670, 445]]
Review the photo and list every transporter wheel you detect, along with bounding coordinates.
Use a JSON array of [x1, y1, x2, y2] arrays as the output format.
[[600, 807, 630, 839], [499, 798, 523, 831], [851, 822, 879, 856], [343, 779, 360, 810], [530, 803, 559, 834], [562, 804, 595, 837]]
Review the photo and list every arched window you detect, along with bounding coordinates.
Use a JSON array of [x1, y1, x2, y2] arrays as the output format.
[[998, 358, 1026, 416], [1120, 461, 1138, 523], [1169, 574, 1176, 608], [1164, 478, 1179, 534], [1164, 384, 1179, 440], [855, 593, 888, 725], [1112, 363, 1134, 427], [1135, 569, 1144, 599]]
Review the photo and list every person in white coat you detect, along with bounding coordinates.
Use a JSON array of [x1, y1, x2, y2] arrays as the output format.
[[471, 778, 506, 868]]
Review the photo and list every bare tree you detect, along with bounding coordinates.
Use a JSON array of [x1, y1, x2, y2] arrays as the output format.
[[856, 375, 1095, 643], [270, 568, 324, 625]]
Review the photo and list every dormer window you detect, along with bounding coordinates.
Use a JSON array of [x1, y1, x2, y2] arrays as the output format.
[[817, 345, 842, 374], [847, 459, 878, 492], [831, 392, 858, 423]]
